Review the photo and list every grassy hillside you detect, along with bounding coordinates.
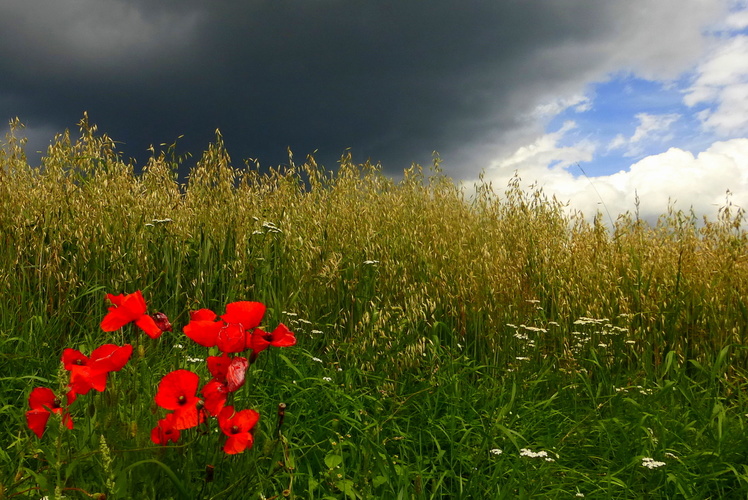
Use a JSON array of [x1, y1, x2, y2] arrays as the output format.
[[2, 117, 748, 498]]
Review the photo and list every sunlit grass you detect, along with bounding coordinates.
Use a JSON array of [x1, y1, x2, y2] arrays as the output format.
[[2, 116, 748, 498]]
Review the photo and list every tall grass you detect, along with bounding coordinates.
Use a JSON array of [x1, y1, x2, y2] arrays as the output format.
[[2, 116, 748, 498]]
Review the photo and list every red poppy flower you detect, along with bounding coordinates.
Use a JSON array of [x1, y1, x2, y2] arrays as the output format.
[[151, 412, 181, 445], [154, 369, 205, 430], [62, 344, 133, 395], [101, 290, 170, 339], [25, 387, 73, 438], [201, 380, 229, 417], [218, 405, 260, 454], [207, 354, 248, 391], [184, 301, 266, 353], [248, 323, 296, 355]]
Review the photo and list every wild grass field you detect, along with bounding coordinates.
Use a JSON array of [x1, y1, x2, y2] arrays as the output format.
[[1, 116, 748, 499]]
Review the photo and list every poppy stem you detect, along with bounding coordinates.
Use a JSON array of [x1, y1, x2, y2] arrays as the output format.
[[275, 402, 287, 434]]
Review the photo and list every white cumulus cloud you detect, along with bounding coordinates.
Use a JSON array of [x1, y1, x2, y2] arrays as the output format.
[[608, 113, 682, 157], [685, 34, 748, 135], [478, 127, 748, 224]]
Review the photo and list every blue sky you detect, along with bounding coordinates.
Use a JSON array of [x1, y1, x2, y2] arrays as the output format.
[[549, 76, 702, 176], [482, 4, 748, 222]]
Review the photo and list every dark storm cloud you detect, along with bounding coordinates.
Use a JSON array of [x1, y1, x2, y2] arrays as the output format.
[[0, 1, 724, 175]]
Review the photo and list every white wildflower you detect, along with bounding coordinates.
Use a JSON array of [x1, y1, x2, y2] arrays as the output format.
[[520, 448, 554, 460], [524, 326, 547, 333], [490, 448, 503, 455], [641, 457, 666, 469]]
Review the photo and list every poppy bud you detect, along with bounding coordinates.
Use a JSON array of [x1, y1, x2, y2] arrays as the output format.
[[276, 402, 287, 431], [151, 312, 172, 332]]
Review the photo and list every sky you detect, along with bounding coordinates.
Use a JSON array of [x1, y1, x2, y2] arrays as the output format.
[[2, 0, 748, 223]]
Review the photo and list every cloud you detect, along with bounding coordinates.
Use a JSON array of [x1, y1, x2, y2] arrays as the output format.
[[725, 6, 748, 29], [684, 34, 748, 135], [0, 1, 730, 173], [479, 124, 748, 223], [629, 113, 680, 143], [0, 0, 202, 78], [491, 121, 595, 173], [607, 113, 681, 156], [532, 95, 593, 118]]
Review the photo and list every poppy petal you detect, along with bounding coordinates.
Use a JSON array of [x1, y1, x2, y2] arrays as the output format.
[[26, 409, 50, 438], [224, 433, 252, 454], [100, 291, 148, 331], [221, 301, 266, 329], [207, 354, 231, 382], [61, 348, 88, 370], [136, 315, 164, 339], [248, 328, 271, 354], [28, 387, 57, 411], [202, 380, 228, 416], [226, 357, 248, 392], [235, 408, 260, 431], [100, 306, 139, 332], [104, 293, 126, 307], [216, 324, 247, 353], [190, 309, 217, 322], [91, 344, 133, 373], [217, 406, 235, 433], [270, 323, 297, 347], [172, 405, 205, 430], [121, 290, 148, 316], [68, 366, 97, 394], [151, 413, 181, 445], [63, 412, 74, 430], [184, 320, 221, 347], [154, 370, 200, 410]]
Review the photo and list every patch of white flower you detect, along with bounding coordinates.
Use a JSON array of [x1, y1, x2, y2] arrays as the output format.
[[520, 448, 555, 462], [641, 457, 666, 469]]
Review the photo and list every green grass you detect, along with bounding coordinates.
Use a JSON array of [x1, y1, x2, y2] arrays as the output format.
[[1, 116, 748, 499]]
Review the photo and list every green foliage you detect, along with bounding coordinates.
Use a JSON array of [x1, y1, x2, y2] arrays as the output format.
[[2, 117, 748, 498]]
